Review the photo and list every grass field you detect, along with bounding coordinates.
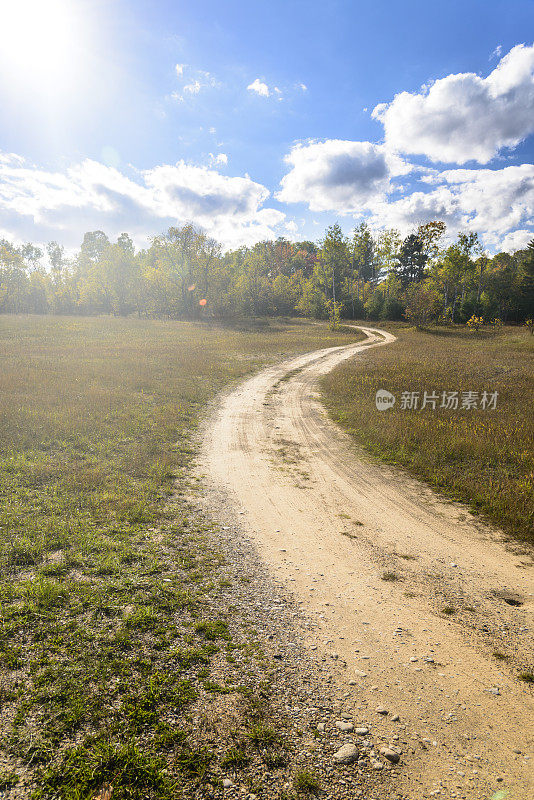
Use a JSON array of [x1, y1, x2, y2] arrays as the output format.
[[0, 315, 362, 799], [322, 324, 534, 547]]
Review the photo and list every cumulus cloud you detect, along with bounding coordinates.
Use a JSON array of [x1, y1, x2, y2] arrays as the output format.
[[277, 139, 410, 212], [366, 164, 534, 249], [0, 153, 285, 250], [372, 44, 534, 164], [500, 229, 533, 251], [247, 78, 270, 97]]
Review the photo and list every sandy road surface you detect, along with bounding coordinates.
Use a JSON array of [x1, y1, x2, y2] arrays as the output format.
[[202, 326, 534, 799]]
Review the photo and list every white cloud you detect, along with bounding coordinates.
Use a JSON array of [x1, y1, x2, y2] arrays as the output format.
[[298, 83, 307, 92], [0, 152, 285, 250], [277, 139, 410, 213], [172, 68, 219, 101], [490, 45, 502, 61], [183, 80, 201, 95], [366, 164, 534, 249], [500, 229, 533, 252], [247, 78, 270, 97], [373, 44, 534, 164], [208, 152, 228, 166]]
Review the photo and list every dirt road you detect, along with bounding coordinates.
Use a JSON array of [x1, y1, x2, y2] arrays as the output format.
[[202, 326, 534, 799]]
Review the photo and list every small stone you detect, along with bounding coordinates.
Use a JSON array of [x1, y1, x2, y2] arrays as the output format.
[[348, 680, 357, 686], [333, 743, 359, 764], [357, 759, 367, 767], [391, 714, 400, 722], [317, 723, 326, 732], [376, 706, 388, 715], [488, 687, 501, 695], [354, 670, 368, 678], [380, 747, 401, 764], [372, 760, 384, 770], [355, 727, 369, 735], [335, 721, 354, 732], [410, 657, 418, 662], [222, 778, 233, 788], [512, 748, 521, 754]]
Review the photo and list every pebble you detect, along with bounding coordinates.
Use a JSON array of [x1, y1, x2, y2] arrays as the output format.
[[333, 743, 359, 764], [380, 747, 401, 764], [355, 726, 369, 735], [317, 723, 326, 732], [376, 706, 388, 715], [391, 714, 400, 722], [372, 760, 384, 770], [353, 670, 368, 678], [335, 721, 354, 732], [222, 778, 233, 788]]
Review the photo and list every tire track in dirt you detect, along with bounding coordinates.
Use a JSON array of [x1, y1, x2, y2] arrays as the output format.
[[202, 326, 534, 799]]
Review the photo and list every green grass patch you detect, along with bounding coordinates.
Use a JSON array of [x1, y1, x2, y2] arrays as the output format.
[[0, 315, 357, 797], [294, 769, 321, 795]]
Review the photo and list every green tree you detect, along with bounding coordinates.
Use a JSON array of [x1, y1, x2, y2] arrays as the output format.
[[319, 224, 350, 304], [351, 222, 376, 298], [397, 234, 427, 287]]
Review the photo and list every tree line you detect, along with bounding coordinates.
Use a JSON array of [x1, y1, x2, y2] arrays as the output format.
[[1, 221, 533, 324]]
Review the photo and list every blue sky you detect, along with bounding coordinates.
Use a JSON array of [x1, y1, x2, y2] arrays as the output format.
[[0, 0, 533, 252]]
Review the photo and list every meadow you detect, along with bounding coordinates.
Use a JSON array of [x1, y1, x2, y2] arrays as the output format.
[[322, 324, 534, 546], [0, 315, 361, 799]]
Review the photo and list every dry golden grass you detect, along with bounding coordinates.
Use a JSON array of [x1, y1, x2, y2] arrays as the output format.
[[322, 324, 534, 546]]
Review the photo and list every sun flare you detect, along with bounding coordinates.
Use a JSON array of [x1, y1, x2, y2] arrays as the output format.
[[0, 0, 83, 87]]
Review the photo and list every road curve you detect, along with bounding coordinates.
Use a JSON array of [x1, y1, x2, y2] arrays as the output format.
[[202, 326, 534, 800]]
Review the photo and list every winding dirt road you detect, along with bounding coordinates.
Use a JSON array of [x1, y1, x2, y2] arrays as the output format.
[[202, 326, 534, 799]]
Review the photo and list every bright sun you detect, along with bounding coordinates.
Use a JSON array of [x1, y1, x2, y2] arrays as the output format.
[[1, 0, 83, 88]]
